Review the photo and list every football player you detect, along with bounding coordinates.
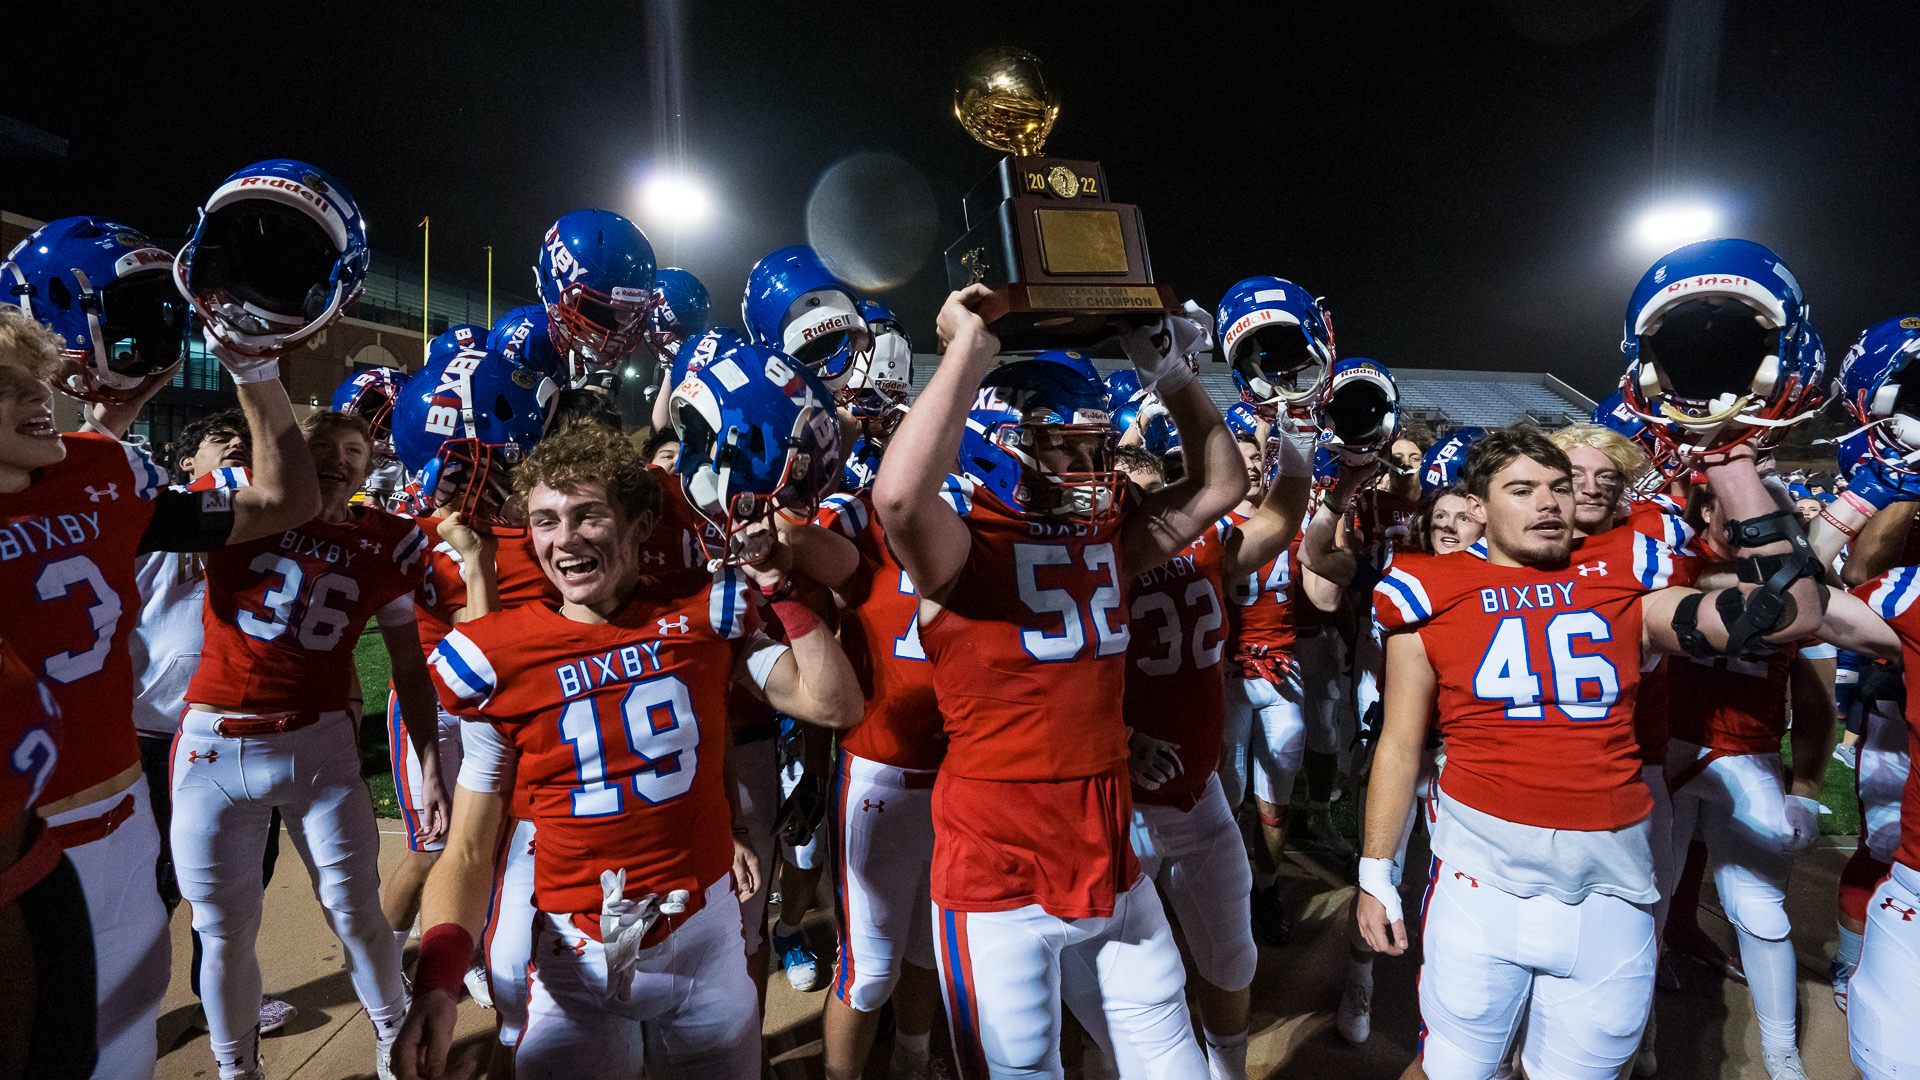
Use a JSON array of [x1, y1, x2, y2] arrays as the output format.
[[1120, 427, 1311, 1080], [873, 286, 1245, 1079], [175, 409, 440, 1080], [4, 179, 327, 1077], [382, 340, 561, 1050], [395, 422, 863, 1080], [1359, 427, 1825, 1080]]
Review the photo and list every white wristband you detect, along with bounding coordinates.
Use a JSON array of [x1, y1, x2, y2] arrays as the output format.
[[1272, 435, 1310, 479], [1358, 856, 1404, 925], [1152, 361, 1195, 396], [226, 359, 281, 385]]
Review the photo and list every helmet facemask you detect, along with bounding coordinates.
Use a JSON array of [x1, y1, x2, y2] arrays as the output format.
[[414, 438, 525, 529], [1629, 295, 1810, 456], [549, 284, 650, 370], [991, 421, 1122, 524], [676, 403, 829, 568]]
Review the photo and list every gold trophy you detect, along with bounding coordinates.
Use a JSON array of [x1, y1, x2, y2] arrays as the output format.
[[945, 46, 1177, 349]]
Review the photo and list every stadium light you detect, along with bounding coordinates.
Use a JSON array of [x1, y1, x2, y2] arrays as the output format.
[[640, 172, 712, 230], [1632, 203, 1720, 249]]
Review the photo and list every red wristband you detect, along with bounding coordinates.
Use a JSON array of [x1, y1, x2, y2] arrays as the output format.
[[1840, 490, 1879, 519], [1818, 507, 1860, 539], [413, 923, 474, 999], [770, 597, 823, 639]]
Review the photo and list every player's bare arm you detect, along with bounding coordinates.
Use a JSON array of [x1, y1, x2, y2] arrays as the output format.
[[394, 782, 504, 1080], [752, 595, 865, 731], [1355, 628, 1435, 957], [776, 517, 862, 594], [224, 368, 322, 544], [1786, 653, 1836, 805], [1840, 502, 1918, 588], [721, 745, 761, 903], [873, 285, 998, 606], [1222, 437, 1311, 578], [1120, 365, 1247, 576], [1805, 586, 1902, 662], [436, 512, 502, 621], [1299, 458, 1378, 588], [383, 618, 451, 845]]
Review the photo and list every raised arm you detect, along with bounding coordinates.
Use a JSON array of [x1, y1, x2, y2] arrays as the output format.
[[1222, 437, 1311, 578], [222, 350, 321, 542], [1119, 317, 1247, 574], [755, 591, 865, 730], [872, 286, 997, 602], [1355, 629, 1436, 956], [1299, 458, 1380, 588]]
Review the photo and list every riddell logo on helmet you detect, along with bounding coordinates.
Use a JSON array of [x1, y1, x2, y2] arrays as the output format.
[[1225, 309, 1279, 350], [235, 176, 340, 225], [1663, 274, 1751, 295], [801, 314, 856, 342]]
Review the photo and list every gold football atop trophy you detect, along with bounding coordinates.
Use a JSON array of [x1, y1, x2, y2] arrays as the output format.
[[945, 47, 1176, 348], [953, 47, 1059, 156]]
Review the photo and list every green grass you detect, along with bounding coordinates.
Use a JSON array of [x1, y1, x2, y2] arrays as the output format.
[[355, 623, 399, 818], [1783, 733, 1861, 837]]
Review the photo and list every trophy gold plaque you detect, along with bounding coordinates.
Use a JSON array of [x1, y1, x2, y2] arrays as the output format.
[[944, 47, 1178, 349]]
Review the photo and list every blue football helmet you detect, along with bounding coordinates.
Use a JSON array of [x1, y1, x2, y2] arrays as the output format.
[[669, 338, 842, 566], [4, 217, 186, 402], [1318, 358, 1400, 457], [669, 327, 754, 396], [848, 299, 912, 400], [393, 338, 558, 525], [174, 159, 368, 358], [741, 246, 869, 384], [842, 435, 884, 493], [1225, 401, 1263, 440], [1216, 276, 1335, 423], [1311, 437, 1340, 493], [959, 356, 1121, 524], [535, 209, 657, 372], [1420, 427, 1488, 494], [1141, 408, 1180, 457], [1103, 369, 1142, 414], [1619, 238, 1825, 456], [330, 366, 408, 451], [647, 267, 711, 361], [1836, 315, 1920, 475], [488, 304, 562, 380]]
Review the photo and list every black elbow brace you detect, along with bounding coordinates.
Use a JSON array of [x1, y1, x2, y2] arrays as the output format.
[[1686, 509, 1828, 658]]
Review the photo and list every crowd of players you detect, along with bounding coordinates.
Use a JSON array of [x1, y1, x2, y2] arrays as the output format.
[[2, 155, 1920, 1080]]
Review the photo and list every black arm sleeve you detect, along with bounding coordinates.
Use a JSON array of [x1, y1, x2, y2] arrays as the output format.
[[136, 488, 237, 554]]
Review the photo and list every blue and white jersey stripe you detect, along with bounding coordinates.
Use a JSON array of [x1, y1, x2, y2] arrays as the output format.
[[1632, 533, 1674, 590], [709, 564, 751, 639], [207, 466, 249, 490], [430, 629, 498, 709], [1375, 566, 1434, 625], [1215, 514, 1237, 545], [1870, 565, 1920, 619], [393, 524, 429, 574], [819, 492, 869, 538], [119, 440, 166, 500], [939, 474, 975, 517]]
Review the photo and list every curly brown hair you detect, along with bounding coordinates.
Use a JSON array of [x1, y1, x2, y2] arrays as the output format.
[[0, 305, 65, 394], [513, 422, 662, 523]]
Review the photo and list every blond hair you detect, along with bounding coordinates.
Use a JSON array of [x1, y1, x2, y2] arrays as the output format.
[[512, 422, 661, 523], [300, 408, 373, 446], [1549, 424, 1652, 487], [0, 305, 65, 394]]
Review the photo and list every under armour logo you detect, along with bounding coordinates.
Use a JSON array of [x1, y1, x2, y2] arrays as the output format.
[[658, 616, 688, 634], [1882, 897, 1918, 922], [359, 539, 381, 552], [1453, 871, 1479, 887], [1576, 561, 1608, 577], [86, 483, 118, 502], [187, 750, 219, 764], [641, 549, 666, 565], [861, 799, 885, 813]]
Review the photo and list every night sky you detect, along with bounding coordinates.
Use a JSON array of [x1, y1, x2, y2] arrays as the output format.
[[5, 1, 1917, 398]]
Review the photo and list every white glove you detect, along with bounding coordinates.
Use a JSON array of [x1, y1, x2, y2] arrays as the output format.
[[1134, 392, 1169, 428], [598, 869, 691, 1002], [1271, 434, 1310, 479], [203, 326, 281, 384], [1783, 795, 1822, 853], [1119, 303, 1213, 396], [1358, 856, 1404, 926]]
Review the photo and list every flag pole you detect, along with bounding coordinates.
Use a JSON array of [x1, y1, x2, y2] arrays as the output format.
[[420, 216, 431, 364], [486, 245, 493, 326]]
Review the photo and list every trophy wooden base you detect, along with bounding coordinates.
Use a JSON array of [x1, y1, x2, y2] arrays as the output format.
[[973, 282, 1180, 351]]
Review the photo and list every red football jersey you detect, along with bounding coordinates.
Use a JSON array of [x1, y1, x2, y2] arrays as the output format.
[[1856, 568, 1920, 870], [1666, 649, 1793, 755], [919, 482, 1137, 918], [412, 520, 558, 659], [429, 570, 759, 920], [1224, 513, 1297, 666], [0, 433, 165, 804], [814, 489, 943, 771], [1352, 488, 1419, 588], [1126, 519, 1232, 809], [1, 639, 61, 819], [191, 507, 429, 714], [1373, 524, 1676, 830]]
